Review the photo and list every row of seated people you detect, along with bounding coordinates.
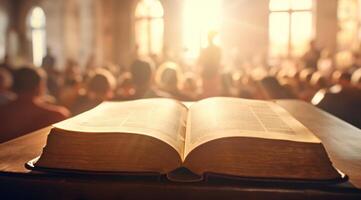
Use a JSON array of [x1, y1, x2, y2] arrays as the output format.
[[0, 59, 360, 143], [0, 67, 70, 142]]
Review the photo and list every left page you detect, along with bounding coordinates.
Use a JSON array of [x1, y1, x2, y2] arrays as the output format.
[[54, 98, 188, 158]]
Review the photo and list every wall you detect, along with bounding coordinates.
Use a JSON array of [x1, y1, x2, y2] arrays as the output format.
[[315, 0, 338, 53], [112, 0, 132, 67], [5, 0, 93, 68], [42, 0, 65, 68], [162, 0, 183, 60], [0, 0, 10, 62], [1, 0, 342, 68], [79, 0, 95, 66], [222, 0, 269, 65]]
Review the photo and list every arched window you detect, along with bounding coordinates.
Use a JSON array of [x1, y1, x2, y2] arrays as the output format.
[[27, 6, 46, 67], [135, 0, 164, 57], [269, 0, 313, 58]]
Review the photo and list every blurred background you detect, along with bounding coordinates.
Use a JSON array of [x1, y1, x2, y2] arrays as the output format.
[[0, 0, 360, 142]]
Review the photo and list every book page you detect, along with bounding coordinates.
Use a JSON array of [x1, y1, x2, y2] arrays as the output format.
[[54, 98, 188, 157], [184, 97, 321, 156]]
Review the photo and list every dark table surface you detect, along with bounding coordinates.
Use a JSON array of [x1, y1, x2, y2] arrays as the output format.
[[0, 100, 361, 200]]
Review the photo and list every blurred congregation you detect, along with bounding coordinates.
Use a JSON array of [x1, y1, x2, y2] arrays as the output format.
[[0, 0, 361, 143]]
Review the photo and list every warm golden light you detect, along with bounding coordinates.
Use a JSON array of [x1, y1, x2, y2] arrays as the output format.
[[269, 0, 313, 58], [337, 0, 360, 51], [28, 6, 46, 67], [135, 0, 164, 56], [183, 0, 222, 60], [0, 10, 7, 61]]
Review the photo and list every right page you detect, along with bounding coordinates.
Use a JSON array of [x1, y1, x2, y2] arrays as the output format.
[[184, 97, 320, 155], [183, 97, 341, 180]]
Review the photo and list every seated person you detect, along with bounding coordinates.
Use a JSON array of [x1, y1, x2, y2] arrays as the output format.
[[0, 66, 70, 143], [155, 62, 192, 101], [238, 75, 264, 99], [130, 59, 170, 99], [298, 68, 316, 101], [220, 72, 234, 97], [310, 72, 329, 91], [59, 75, 83, 108], [114, 72, 136, 101], [71, 69, 115, 115], [181, 72, 200, 100], [331, 70, 351, 85], [312, 71, 361, 128], [351, 68, 361, 88], [0, 68, 16, 105], [259, 76, 296, 99]]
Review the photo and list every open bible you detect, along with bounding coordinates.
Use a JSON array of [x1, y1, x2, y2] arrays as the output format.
[[33, 97, 342, 182]]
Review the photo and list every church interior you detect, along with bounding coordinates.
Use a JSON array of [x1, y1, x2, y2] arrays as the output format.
[[0, 0, 361, 199]]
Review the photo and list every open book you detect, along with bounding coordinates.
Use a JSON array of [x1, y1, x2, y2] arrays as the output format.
[[33, 97, 342, 181]]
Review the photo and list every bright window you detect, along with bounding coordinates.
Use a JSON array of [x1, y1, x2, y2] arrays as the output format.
[[337, 0, 360, 51], [135, 0, 164, 57], [0, 10, 7, 62], [28, 6, 46, 67], [269, 0, 313, 58], [183, 0, 222, 60]]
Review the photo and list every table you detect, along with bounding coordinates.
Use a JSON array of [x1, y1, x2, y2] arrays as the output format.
[[0, 100, 361, 199]]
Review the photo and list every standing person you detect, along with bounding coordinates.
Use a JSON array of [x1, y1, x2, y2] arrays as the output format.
[[42, 47, 56, 72], [302, 40, 321, 69], [198, 31, 222, 98], [42, 47, 61, 98]]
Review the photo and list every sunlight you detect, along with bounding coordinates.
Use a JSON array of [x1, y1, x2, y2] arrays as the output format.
[[135, 0, 164, 56], [29, 6, 46, 67], [183, 0, 222, 60], [290, 11, 312, 56], [0, 10, 7, 61], [269, 12, 290, 58], [337, 0, 360, 51], [269, 0, 313, 58]]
